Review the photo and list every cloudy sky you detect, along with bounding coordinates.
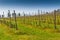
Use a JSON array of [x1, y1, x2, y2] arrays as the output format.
[[0, 0, 60, 16]]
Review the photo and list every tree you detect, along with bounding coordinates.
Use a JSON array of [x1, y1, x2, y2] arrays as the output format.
[[18, 13, 20, 17], [57, 9, 60, 12], [12, 11, 16, 17], [8, 10, 11, 17], [0, 15, 1, 18], [2, 12, 4, 18]]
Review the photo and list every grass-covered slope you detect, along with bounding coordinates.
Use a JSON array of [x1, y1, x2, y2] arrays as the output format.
[[0, 23, 60, 40]]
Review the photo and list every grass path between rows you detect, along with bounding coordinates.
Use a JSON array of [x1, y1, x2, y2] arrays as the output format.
[[18, 23, 60, 40], [0, 24, 39, 40], [0, 23, 60, 40]]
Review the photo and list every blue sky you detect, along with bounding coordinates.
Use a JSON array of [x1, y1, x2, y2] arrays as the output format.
[[0, 0, 60, 16]]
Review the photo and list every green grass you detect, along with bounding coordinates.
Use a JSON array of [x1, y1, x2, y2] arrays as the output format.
[[0, 21, 60, 40]]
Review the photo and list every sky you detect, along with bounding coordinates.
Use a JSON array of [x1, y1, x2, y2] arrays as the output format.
[[0, 0, 60, 17]]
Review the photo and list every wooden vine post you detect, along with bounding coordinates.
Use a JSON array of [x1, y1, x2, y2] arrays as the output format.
[[54, 10, 57, 29], [13, 10, 18, 30], [8, 10, 11, 28]]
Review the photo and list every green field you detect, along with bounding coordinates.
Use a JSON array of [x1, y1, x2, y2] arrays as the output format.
[[0, 10, 60, 40]]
